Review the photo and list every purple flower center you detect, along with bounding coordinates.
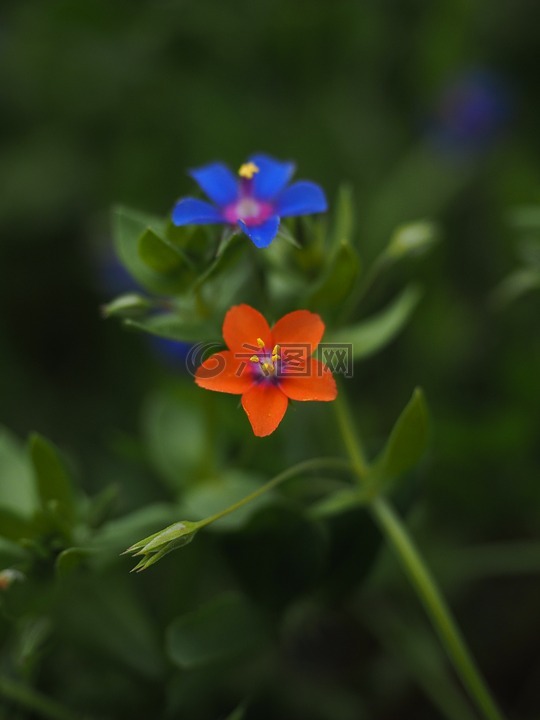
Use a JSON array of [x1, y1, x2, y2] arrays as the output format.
[[247, 342, 284, 383], [223, 196, 274, 227]]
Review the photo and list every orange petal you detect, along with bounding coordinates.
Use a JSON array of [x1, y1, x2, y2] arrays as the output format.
[[241, 383, 288, 437], [223, 304, 273, 355], [272, 310, 325, 353], [280, 359, 337, 401], [195, 351, 254, 394]]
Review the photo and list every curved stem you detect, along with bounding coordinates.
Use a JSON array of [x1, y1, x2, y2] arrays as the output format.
[[333, 390, 369, 480], [370, 496, 506, 720], [199, 457, 352, 528], [333, 395, 507, 720]]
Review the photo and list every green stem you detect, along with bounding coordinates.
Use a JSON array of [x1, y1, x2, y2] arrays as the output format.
[[333, 395, 507, 720], [370, 496, 505, 720], [333, 390, 369, 480], [199, 457, 352, 529], [0, 676, 81, 720]]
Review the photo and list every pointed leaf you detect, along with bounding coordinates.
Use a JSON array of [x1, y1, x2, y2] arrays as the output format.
[[0, 427, 37, 516], [307, 239, 360, 308], [0, 508, 36, 541], [372, 388, 429, 484], [276, 223, 301, 248], [124, 313, 219, 343], [138, 228, 192, 274], [112, 206, 191, 294], [101, 293, 154, 319], [308, 488, 368, 519], [29, 434, 75, 525], [326, 285, 421, 361]]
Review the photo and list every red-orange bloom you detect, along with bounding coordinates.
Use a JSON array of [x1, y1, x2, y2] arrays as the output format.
[[195, 305, 337, 437]]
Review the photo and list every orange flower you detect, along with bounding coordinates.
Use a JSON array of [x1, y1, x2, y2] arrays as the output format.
[[195, 305, 337, 437]]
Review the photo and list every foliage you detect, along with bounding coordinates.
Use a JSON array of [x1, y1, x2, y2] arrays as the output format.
[[1, 2, 540, 719]]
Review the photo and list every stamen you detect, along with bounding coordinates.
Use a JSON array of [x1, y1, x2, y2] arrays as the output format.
[[271, 344, 280, 362], [261, 361, 274, 376], [250, 355, 260, 363], [256, 338, 265, 348], [238, 162, 259, 179]]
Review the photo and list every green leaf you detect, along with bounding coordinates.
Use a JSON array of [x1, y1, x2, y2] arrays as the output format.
[[0, 508, 36, 541], [276, 223, 301, 248], [112, 205, 191, 295], [192, 232, 246, 292], [55, 547, 91, 579], [143, 392, 206, 490], [58, 575, 166, 678], [307, 239, 361, 308], [166, 593, 265, 669], [29, 434, 75, 525], [124, 313, 219, 343], [0, 537, 29, 565], [372, 388, 429, 484], [0, 427, 38, 516], [326, 285, 421, 361], [101, 293, 154, 319], [138, 228, 192, 274], [90, 503, 180, 557], [308, 488, 368, 519]]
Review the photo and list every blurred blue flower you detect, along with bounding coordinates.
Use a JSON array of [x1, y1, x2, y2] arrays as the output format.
[[172, 154, 327, 248], [147, 335, 193, 369], [431, 70, 511, 154]]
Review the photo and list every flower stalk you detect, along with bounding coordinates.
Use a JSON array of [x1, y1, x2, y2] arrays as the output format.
[[333, 391, 506, 720], [124, 457, 352, 571]]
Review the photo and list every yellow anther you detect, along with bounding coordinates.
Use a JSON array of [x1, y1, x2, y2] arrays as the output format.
[[272, 344, 280, 356], [261, 361, 274, 375], [238, 162, 260, 179], [249, 355, 260, 363], [256, 338, 265, 348]]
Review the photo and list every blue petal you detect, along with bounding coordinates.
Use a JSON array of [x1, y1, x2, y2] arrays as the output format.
[[172, 198, 224, 225], [276, 181, 328, 217], [238, 216, 280, 248], [249, 154, 296, 201], [189, 163, 239, 207]]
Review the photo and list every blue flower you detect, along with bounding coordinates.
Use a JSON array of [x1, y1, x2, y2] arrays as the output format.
[[431, 69, 511, 155], [172, 154, 327, 248]]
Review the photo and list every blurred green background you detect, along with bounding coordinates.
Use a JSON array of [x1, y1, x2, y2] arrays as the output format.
[[1, 1, 540, 719]]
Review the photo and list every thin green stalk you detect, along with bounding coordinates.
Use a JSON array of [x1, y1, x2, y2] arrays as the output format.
[[0, 676, 81, 720], [333, 393, 507, 720], [370, 496, 505, 720], [199, 457, 352, 528], [333, 390, 369, 479]]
